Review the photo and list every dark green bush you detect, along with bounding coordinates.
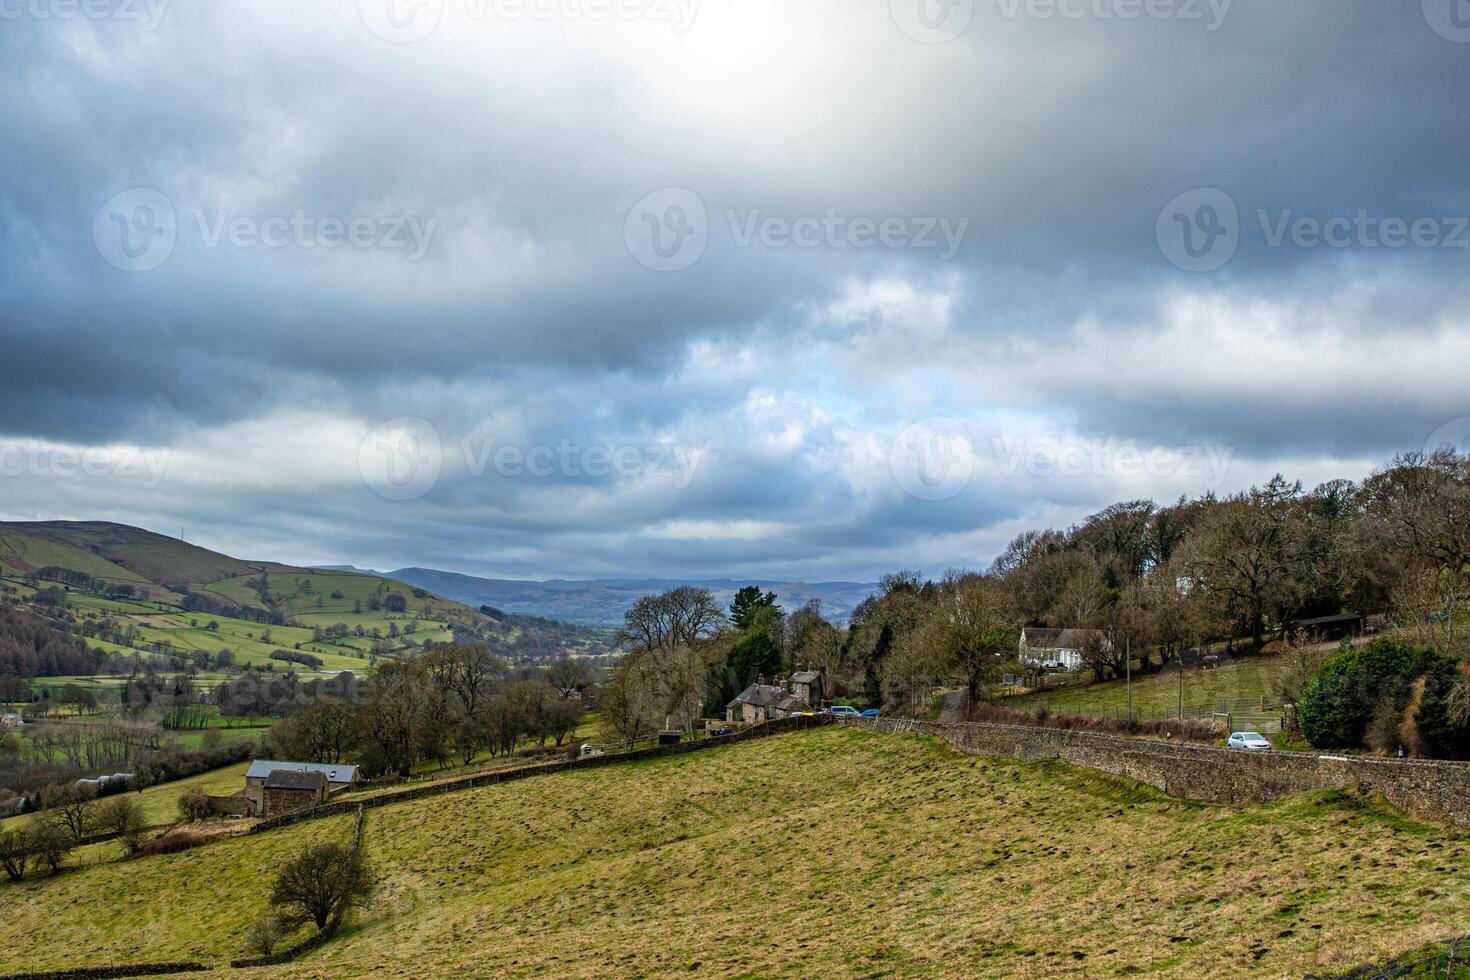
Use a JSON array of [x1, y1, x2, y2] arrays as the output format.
[[1298, 638, 1467, 756]]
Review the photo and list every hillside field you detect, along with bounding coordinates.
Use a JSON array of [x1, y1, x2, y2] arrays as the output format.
[[0, 727, 1465, 977], [1007, 657, 1280, 718]]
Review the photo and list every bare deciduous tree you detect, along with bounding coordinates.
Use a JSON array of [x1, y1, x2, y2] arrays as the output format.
[[271, 842, 376, 932]]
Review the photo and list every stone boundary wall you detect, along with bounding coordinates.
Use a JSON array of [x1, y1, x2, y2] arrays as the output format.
[[0, 964, 209, 980], [848, 717, 1470, 829], [250, 716, 833, 834]]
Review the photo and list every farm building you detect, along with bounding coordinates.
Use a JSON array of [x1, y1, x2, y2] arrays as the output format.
[[1284, 613, 1364, 642], [727, 682, 786, 724], [0, 713, 22, 729], [244, 760, 359, 816], [262, 770, 329, 818], [726, 674, 819, 723], [1019, 627, 1107, 673], [788, 668, 824, 707]]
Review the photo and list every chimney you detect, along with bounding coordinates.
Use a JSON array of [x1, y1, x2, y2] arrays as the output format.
[[757, 673, 766, 687]]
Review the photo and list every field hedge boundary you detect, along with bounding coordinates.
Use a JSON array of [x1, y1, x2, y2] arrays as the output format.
[[249, 715, 833, 834]]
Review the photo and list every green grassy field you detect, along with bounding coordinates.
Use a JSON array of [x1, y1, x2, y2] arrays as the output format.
[[1009, 658, 1280, 717], [0, 727, 1464, 977], [1, 761, 251, 834]]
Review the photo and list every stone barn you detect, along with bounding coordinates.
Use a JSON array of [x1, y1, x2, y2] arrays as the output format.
[[262, 769, 328, 818]]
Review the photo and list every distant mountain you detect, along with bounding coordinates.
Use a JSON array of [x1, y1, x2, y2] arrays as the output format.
[[384, 567, 878, 626]]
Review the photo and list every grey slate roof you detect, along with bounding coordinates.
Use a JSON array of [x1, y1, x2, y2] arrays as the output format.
[[246, 760, 359, 784], [264, 769, 328, 791], [790, 670, 820, 684], [1021, 627, 1103, 651], [726, 683, 786, 710], [774, 694, 812, 713]]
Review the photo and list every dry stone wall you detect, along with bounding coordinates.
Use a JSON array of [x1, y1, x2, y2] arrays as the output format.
[[849, 717, 1470, 829]]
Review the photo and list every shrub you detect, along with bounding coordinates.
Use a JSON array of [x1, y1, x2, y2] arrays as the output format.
[[96, 795, 147, 855], [27, 815, 74, 874], [135, 827, 213, 857], [0, 828, 32, 881], [246, 915, 290, 956], [1298, 638, 1468, 756], [177, 790, 211, 824]]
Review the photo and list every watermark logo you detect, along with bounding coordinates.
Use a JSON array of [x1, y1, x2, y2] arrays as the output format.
[[94, 190, 437, 271], [625, 188, 708, 272], [727, 209, 968, 258], [1422, 0, 1470, 42], [0, 0, 170, 29], [1159, 187, 1470, 271], [1424, 417, 1470, 457], [892, 0, 974, 43], [359, 0, 444, 43], [995, 0, 1231, 30], [1156, 187, 1238, 272], [625, 188, 969, 269], [889, 417, 975, 500], [93, 187, 177, 273], [1257, 209, 1468, 250], [992, 436, 1234, 488], [193, 209, 437, 259], [359, 417, 444, 501], [461, 437, 704, 487], [0, 443, 172, 490], [359, 0, 698, 42]]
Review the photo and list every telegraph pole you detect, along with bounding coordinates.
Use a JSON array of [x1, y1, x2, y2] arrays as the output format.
[[1125, 638, 1132, 721], [1178, 653, 1184, 720]]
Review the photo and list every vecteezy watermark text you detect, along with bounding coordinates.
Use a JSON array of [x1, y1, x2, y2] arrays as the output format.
[[891, 0, 1229, 43], [1157, 187, 1470, 272], [93, 188, 437, 272], [727, 210, 969, 259], [358, 417, 706, 501], [624, 188, 969, 272], [995, 0, 1230, 29], [0, 0, 168, 29], [992, 436, 1234, 487], [0, 444, 172, 490], [358, 0, 699, 44], [194, 210, 437, 260]]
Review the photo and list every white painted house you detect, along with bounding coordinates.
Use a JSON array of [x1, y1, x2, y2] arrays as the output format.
[[1018, 628, 1107, 673]]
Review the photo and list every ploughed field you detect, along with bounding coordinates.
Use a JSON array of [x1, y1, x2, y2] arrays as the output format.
[[0, 727, 1465, 978]]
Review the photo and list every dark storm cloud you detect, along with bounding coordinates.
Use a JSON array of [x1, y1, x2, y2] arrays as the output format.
[[0, 0, 1467, 577]]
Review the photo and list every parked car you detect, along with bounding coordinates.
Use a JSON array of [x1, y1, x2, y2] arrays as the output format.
[[858, 708, 881, 718], [1226, 731, 1272, 751], [828, 705, 860, 719], [711, 726, 733, 737]]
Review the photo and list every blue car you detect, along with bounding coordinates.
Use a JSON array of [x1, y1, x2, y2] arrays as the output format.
[[858, 708, 881, 718]]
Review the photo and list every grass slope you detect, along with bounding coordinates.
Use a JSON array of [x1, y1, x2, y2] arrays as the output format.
[[1011, 658, 1279, 716], [0, 728, 1465, 978]]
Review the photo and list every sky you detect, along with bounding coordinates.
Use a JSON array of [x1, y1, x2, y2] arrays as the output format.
[[1, 0, 1469, 582]]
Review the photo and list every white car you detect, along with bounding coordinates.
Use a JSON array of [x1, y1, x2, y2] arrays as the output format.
[[1227, 731, 1272, 751], [827, 705, 861, 719]]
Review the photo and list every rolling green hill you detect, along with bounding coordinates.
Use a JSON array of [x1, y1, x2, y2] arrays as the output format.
[[0, 521, 611, 678], [0, 727, 1464, 977]]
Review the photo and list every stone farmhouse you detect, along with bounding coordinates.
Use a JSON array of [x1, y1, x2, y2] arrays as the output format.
[[726, 668, 826, 724]]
